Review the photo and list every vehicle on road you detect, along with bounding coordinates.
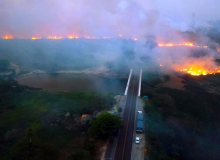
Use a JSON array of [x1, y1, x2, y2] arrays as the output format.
[[136, 112, 143, 132], [135, 137, 140, 144], [137, 112, 143, 121], [136, 120, 143, 132], [137, 110, 142, 114]]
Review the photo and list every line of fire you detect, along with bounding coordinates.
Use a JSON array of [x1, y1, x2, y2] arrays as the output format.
[[2, 35, 220, 76]]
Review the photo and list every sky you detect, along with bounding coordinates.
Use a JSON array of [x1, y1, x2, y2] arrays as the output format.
[[0, 0, 220, 39]]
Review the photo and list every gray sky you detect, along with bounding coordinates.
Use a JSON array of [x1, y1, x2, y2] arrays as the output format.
[[0, 0, 220, 39]]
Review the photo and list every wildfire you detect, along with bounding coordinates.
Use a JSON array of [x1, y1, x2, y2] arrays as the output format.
[[31, 37, 41, 40], [158, 42, 207, 48], [68, 36, 79, 39], [84, 36, 98, 39], [1, 34, 138, 41], [3, 35, 13, 39], [180, 66, 220, 76], [48, 36, 62, 40]]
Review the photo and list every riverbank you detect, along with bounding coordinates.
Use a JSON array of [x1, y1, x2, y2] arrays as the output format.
[[15, 72, 127, 94]]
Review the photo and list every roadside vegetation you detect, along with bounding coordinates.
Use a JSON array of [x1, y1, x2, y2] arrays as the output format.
[[0, 76, 118, 160], [89, 111, 121, 140], [142, 73, 220, 160]]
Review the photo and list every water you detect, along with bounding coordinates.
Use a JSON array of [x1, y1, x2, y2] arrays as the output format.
[[15, 73, 127, 94]]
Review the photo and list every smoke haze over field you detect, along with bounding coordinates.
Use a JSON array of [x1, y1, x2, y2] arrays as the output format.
[[0, 0, 220, 76], [2, 2, 220, 160], [1, 0, 220, 39]]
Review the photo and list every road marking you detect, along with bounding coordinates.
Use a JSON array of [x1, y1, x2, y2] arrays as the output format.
[[124, 69, 132, 95], [138, 69, 142, 96], [122, 79, 136, 160]]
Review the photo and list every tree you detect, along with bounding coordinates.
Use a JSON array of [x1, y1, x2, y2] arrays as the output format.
[[89, 111, 121, 139]]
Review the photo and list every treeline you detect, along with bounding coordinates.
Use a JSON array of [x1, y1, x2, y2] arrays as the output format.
[[142, 75, 220, 160]]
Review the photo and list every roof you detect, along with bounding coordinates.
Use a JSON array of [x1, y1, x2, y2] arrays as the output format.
[[81, 114, 90, 121]]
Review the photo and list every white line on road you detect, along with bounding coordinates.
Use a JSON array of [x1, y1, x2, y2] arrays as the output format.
[[138, 69, 142, 97], [124, 69, 132, 96]]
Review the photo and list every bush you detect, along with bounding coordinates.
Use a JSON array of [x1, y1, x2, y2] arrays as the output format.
[[89, 111, 121, 139]]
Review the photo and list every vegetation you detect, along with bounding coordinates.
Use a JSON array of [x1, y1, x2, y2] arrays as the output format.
[[89, 111, 121, 139], [0, 59, 10, 72], [68, 149, 94, 160], [0, 77, 116, 159], [141, 71, 170, 87], [142, 74, 220, 160]]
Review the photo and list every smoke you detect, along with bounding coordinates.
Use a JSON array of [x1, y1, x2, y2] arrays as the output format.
[[1, 0, 220, 39], [0, 0, 220, 76]]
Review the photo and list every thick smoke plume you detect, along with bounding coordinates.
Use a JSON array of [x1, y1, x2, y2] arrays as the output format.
[[1, 0, 220, 39], [0, 0, 220, 76]]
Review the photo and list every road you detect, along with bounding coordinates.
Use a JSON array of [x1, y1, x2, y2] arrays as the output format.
[[114, 75, 139, 160]]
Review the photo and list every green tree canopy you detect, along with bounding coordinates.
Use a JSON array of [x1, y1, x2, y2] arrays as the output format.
[[89, 111, 121, 139]]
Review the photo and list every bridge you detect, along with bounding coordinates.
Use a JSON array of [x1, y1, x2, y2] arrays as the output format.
[[105, 69, 142, 160]]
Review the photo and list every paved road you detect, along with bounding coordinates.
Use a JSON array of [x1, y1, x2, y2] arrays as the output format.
[[114, 75, 139, 160]]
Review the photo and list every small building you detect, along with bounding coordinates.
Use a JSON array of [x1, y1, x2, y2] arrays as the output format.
[[81, 114, 94, 125], [143, 95, 148, 99]]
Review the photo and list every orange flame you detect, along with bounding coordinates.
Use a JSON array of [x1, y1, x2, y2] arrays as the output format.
[[68, 36, 79, 39], [48, 36, 62, 40], [180, 66, 220, 76], [158, 42, 207, 48], [1, 35, 139, 41], [3, 35, 13, 39], [31, 37, 41, 40]]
